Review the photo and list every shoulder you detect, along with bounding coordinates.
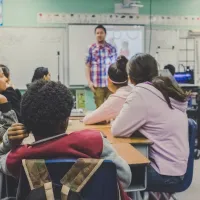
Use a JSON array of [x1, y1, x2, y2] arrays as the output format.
[[105, 42, 116, 49], [2, 87, 15, 97], [89, 43, 97, 50], [126, 85, 147, 102], [113, 86, 133, 98], [69, 129, 104, 146], [135, 83, 162, 96], [124, 85, 134, 93]]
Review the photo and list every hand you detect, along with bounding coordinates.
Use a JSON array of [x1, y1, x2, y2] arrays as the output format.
[[0, 94, 7, 104], [88, 81, 95, 93], [8, 123, 29, 147]]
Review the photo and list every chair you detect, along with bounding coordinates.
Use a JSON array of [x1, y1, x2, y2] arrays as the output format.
[[0, 173, 18, 200], [145, 118, 197, 200], [16, 159, 119, 200]]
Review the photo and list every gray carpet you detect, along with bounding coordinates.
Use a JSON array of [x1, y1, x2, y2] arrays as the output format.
[[175, 160, 200, 200]]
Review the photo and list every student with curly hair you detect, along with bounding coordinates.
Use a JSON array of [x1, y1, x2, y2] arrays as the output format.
[[0, 80, 131, 199]]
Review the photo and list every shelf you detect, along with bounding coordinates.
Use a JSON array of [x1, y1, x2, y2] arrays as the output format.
[[180, 84, 199, 87], [179, 49, 195, 51], [179, 60, 195, 62], [180, 37, 195, 40]]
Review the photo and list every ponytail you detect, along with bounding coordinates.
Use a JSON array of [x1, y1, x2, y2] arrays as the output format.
[[152, 76, 188, 109]]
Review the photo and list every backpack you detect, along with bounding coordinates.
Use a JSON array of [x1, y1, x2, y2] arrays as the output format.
[[21, 159, 104, 200]]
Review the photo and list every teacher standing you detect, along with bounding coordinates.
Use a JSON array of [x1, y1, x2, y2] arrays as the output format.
[[85, 25, 117, 108]]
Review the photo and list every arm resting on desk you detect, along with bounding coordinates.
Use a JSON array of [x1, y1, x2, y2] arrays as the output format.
[[83, 95, 120, 125], [100, 136, 132, 189], [111, 93, 147, 137]]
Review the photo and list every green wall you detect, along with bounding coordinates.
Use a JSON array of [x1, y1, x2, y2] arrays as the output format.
[[4, 0, 200, 27], [4, 0, 200, 110]]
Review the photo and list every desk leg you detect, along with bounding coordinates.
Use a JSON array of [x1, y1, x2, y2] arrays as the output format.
[[132, 144, 149, 158], [131, 144, 149, 198]]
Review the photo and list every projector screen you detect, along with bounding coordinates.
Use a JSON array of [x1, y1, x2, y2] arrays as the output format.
[[68, 25, 144, 85]]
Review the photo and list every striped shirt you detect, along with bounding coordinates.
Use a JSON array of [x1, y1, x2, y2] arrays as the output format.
[[86, 42, 117, 87]]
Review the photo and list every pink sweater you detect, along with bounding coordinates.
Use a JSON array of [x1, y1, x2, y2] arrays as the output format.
[[83, 86, 132, 125], [111, 83, 189, 176]]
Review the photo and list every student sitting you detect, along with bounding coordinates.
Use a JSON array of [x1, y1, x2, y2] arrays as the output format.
[[27, 67, 51, 88], [83, 56, 132, 125], [0, 77, 18, 139], [32, 67, 51, 82], [111, 53, 189, 191], [0, 80, 131, 199], [0, 66, 21, 122], [164, 64, 175, 76]]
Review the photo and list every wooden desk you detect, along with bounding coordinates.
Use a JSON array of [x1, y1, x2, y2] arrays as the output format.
[[68, 120, 150, 194], [113, 143, 150, 165], [67, 120, 152, 145], [69, 116, 84, 120]]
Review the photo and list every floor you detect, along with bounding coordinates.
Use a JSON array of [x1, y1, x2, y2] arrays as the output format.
[[176, 160, 200, 200]]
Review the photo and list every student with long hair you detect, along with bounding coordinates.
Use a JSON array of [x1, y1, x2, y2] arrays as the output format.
[[0, 74, 18, 139], [111, 53, 189, 191], [83, 56, 132, 125], [0, 65, 21, 122]]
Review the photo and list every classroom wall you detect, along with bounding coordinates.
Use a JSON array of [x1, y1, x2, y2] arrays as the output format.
[[4, 0, 200, 110], [4, 0, 200, 27]]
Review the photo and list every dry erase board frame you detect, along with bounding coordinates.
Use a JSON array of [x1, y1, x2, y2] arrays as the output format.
[[67, 24, 145, 86]]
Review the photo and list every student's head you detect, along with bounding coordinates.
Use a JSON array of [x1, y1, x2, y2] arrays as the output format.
[[152, 76, 188, 109], [108, 56, 128, 93], [21, 80, 74, 138], [164, 64, 176, 76], [0, 65, 10, 80], [128, 53, 158, 85], [95, 25, 106, 43], [31, 67, 51, 83], [0, 65, 9, 83], [0, 67, 7, 92]]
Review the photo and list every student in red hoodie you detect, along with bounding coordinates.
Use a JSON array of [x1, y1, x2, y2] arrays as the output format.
[[0, 80, 131, 199]]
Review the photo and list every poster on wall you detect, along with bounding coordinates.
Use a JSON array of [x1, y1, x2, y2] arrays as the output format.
[[0, 0, 2, 26], [106, 26, 144, 59], [76, 90, 86, 109]]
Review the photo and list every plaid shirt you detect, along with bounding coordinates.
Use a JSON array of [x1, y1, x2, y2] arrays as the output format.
[[86, 42, 117, 87]]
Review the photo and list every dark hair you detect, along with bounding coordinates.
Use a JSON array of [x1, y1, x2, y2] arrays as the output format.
[[95, 25, 107, 34], [31, 67, 49, 82], [152, 76, 188, 109], [108, 56, 128, 87], [128, 53, 158, 84], [0, 64, 10, 78], [21, 80, 74, 137], [164, 64, 176, 76]]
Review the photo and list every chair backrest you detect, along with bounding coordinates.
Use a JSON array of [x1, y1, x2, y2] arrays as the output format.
[[17, 159, 118, 200], [176, 118, 197, 192], [150, 118, 197, 193]]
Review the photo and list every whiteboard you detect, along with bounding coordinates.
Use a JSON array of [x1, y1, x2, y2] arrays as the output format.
[[0, 28, 65, 89], [68, 25, 144, 86], [145, 29, 179, 69]]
